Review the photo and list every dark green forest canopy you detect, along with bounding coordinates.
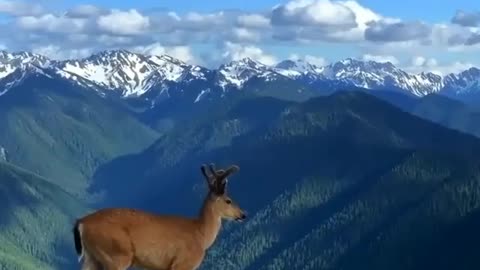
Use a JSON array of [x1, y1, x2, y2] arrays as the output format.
[[93, 91, 480, 270], [0, 161, 87, 270]]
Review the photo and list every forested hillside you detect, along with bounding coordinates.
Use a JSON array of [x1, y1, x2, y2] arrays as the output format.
[[0, 161, 88, 269], [93, 91, 480, 270], [0, 74, 158, 197]]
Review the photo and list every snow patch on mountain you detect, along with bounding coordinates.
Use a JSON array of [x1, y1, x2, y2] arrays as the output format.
[[443, 67, 480, 95], [274, 59, 324, 78], [1, 49, 480, 101], [0, 51, 50, 79], [217, 58, 286, 89], [0, 146, 7, 162]]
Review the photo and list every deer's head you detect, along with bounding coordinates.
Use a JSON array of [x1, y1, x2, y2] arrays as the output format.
[[201, 163, 247, 222]]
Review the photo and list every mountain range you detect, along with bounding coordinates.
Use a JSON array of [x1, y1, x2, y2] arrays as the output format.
[[3, 49, 480, 270], [2, 50, 480, 107]]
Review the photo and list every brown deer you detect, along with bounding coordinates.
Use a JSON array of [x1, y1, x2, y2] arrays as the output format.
[[72, 163, 246, 270]]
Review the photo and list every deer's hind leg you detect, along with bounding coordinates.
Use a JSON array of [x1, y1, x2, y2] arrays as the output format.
[[82, 223, 134, 270]]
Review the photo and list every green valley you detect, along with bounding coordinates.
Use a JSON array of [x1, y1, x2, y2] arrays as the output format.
[[0, 75, 159, 198]]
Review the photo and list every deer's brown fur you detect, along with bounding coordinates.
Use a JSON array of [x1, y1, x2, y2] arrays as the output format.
[[73, 164, 246, 270]]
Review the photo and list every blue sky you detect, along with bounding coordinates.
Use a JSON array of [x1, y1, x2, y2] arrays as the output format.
[[1, 0, 480, 75]]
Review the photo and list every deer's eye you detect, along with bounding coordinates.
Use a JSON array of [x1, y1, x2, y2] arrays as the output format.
[[225, 199, 232, 204]]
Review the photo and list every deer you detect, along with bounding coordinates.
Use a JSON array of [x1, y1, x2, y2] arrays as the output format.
[[72, 163, 247, 270]]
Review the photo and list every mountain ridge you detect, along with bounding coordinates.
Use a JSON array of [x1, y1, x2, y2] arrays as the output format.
[[1, 50, 479, 104]]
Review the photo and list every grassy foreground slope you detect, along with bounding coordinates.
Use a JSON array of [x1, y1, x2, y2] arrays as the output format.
[[0, 161, 88, 270]]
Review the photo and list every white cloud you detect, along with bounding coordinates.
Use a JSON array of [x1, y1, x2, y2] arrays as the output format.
[[67, 5, 105, 18], [237, 14, 270, 29], [289, 53, 327, 66], [16, 14, 88, 33], [131, 42, 197, 64], [326, 0, 386, 42], [269, 0, 403, 43], [362, 54, 399, 65], [0, 0, 44, 16], [451, 10, 480, 27], [412, 56, 437, 68], [271, 0, 356, 29], [0, 43, 7, 50], [222, 42, 277, 65], [32, 45, 92, 60], [97, 9, 150, 35], [404, 56, 475, 75], [231, 28, 260, 42], [181, 11, 226, 30], [365, 21, 431, 43], [0, 1, 479, 72], [96, 35, 133, 46]]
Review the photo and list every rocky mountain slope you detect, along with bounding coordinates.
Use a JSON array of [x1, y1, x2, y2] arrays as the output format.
[[2, 50, 480, 106]]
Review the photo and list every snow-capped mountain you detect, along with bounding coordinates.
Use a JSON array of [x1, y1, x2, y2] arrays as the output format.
[[1, 49, 480, 103], [0, 51, 50, 79], [0, 51, 71, 97], [274, 59, 324, 78], [216, 58, 285, 89], [57, 50, 209, 97], [318, 58, 444, 96], [442, 67, 480, 96]]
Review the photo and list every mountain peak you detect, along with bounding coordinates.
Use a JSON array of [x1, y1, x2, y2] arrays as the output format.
[[226, 57, 266, 68], [1, 49, 480, 101]]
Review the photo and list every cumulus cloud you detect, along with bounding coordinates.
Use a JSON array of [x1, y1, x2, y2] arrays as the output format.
[[405, 56, 474, 75], [17, 14, 88, 33], [365, 21, 431, 42], [0, 0, 44, 16], [289, 53, 327, 66], [222, 42, 277, 65], [96, 35, 134, 46], [66, 5, 106, 18], [32, 45, 93, 60], [362, 54, 399, 65], [0, 0, 479, 71], [181, 11, 227, 31], [97, 9, 150, 35], [131, 42, 197, 64], [465, 33, 480, 46], [451, 10, 480, 27], [236, 14, 270, 29], [326, 0, 385, 42], [271, 0, 357, 29], [268, 0, 402, 43], [230, 28, 261, 42]]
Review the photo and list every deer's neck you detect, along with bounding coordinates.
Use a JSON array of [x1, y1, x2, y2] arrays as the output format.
[[197, 194, 222, 250]]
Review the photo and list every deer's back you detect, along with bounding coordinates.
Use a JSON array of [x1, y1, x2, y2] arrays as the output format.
[[79, 208, 205, 269]]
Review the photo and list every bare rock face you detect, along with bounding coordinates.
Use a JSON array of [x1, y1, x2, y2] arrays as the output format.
[[0, 146, 8, 162]]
